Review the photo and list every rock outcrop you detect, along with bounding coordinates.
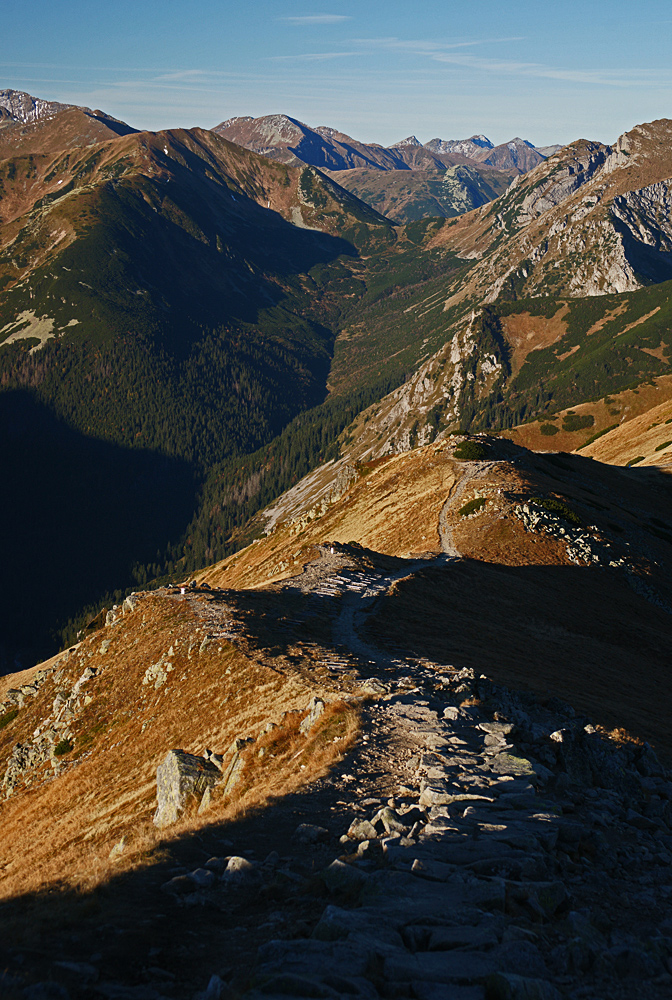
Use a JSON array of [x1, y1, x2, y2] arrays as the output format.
[[151, 662, 672, 1000], [153, 750, 222, 829]]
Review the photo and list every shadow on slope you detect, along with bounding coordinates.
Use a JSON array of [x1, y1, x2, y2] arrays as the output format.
[[367, 557, 672, 757], [0, 390, 195, 670], [0, 774, 365, 999]]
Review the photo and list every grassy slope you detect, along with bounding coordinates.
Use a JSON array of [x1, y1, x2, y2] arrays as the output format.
[[325, 164, 514, 224], [0, 591, 359, 900], [198, 437, 672, 757]]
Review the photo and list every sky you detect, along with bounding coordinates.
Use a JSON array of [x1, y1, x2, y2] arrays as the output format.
[[3, 1, 672, 147]]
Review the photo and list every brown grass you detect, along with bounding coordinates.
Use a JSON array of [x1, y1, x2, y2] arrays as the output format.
[[0, 594, 356, 902], [198, 442, 458, 589], [505, 374, 672, 456], [597, 726, 645, 749], [500, 305, 570, 375]]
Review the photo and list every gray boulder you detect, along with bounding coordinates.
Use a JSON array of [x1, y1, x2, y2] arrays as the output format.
[[153, 750, 222, 829], [294, 823, 330, 844], [300, 696, 325, 735]]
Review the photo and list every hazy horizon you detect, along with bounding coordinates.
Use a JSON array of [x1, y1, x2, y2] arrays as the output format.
[[4, 0, 672, 147]]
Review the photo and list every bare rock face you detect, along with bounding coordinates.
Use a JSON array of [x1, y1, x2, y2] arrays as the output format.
[[153, 750, 222, 829], [0, 89, 72, 124], [516, 141, 608, 224]]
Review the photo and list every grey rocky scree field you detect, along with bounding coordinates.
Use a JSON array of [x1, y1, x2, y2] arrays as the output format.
[[4, 540, 672, 1000], [150, 663, 672, 1000]]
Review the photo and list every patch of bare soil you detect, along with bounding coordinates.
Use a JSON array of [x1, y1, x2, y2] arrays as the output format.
[[502, 373, 672, 455], [500, 304, 570, 375], [585, 301, 628, 336]]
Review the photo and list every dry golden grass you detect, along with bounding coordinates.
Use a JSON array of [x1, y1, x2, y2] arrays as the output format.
[[0, 593, 355, 902], [500, 305, 570, 375], [597, 726, 645, 749], [198, 442, 458, 591], [4, 435, 672, 906], [168, 699, 359, 839], [503, 374, 672, 456], [583, 395, 672, 467]]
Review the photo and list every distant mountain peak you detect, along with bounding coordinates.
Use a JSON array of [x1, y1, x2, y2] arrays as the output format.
[[424, 135, 494, 158], [506, 137, 536, 150], [216, 115, 254, 131], [389, 135, 423, 148], [0, 88, 73, 124]]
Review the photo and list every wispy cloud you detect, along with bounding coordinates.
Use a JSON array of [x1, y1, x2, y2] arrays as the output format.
[[154, 70, 210, 81], [348, 36, 665, 87], [280, 15, 351, 25], [270, 51, 358, 62], [353, 36, 526, 52]]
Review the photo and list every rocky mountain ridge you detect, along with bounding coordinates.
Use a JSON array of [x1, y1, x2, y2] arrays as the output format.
[[426, 133, 494, 157], [305, 118, 672, 468], [212, 114, 469, 172], [215, 115, 554, 175], [1, 438, 671, 998], [212, 115, 554, 222], [0, 88, 133, 135], [0, 88, 73, 124]]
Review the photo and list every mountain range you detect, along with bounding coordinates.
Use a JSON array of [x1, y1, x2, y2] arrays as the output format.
[[213, 114, 556, 173], [213, 114, 560, 223], [1, 89, 672, 999], [0, 89, 671, 666]]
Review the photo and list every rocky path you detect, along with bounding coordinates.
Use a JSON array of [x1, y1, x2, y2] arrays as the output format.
[[5, 464, 672, 1000], [11, 547, 671, 1000], [159, 645, 672, 1000], [162, 543, 672, 1000], [438, 460, 501, 557]]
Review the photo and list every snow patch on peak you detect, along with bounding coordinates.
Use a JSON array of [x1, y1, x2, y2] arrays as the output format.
[[217, 116, 254, 130], [0, 89, 72, 124], [389, 135, 422, 148], [506, 138, 536, 151]]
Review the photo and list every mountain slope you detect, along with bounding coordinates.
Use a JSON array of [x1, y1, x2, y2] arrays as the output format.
[[0, 105, 138, 159], [0, 116, 403, 661], [317, 120, 672, 462], [429, 119, 672, 302], [212, 114, 468, 171], [3, 438, 672, 1000], [474, 136, 546, 172], [326, 164, 515, 223], [0, 122, 395, 465]]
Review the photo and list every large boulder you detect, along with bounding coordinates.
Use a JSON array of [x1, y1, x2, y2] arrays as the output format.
[[153, 750, 222, 829]]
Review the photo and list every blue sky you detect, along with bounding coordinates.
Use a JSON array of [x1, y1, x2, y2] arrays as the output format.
[[3, 1, 672, 147]]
